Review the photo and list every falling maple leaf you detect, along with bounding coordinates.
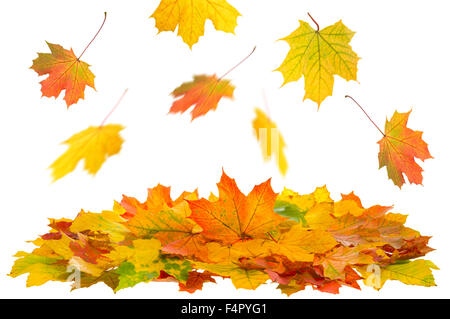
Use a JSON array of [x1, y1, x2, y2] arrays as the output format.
[[50, 124, 124, 181], [345, 96, 432, 188], [168, 47, 254, 121], [31, 42, 95, 107], [275, 14, 359, 107], [10, 172, 437, 294], [378, 110, 432, 188], [151, 0, 241, 48], [30, 13, 107, 107], [169, 74, 235, 120], [50, 89, 128, 181], [252, 108, 288, 175]]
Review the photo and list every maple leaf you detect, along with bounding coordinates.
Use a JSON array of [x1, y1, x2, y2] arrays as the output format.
[[358, 259, 438, 289], [275, 187, 329, 223], [108, 239, 191, 291], [179, 271, 216, 293], [345, 96, 433, 187], [31, 42, 95, 107], [188, 170, 285, 244], [9, 251, 68, 287], [328, 204, 418, 249], [394, 236, 435, 260], [74, 271, 120, 291], [49, 124, 124, 181], [30, 14, 106, 107], [378, 110, 432, 188], [151, 0, 240, 48], [275, 15, 359, 107], [266, 225, 338, 262], [70, 206, 130, 243], [252, 108, 288, 175], [333, 192, 365, 217], [124, 186, 208, 260], [69, 233, 112, 266], [169, 74, 235, 120], [314, 246, 374, 280], [277, 282, 306, 296], [194, 262, 269, 290], [114, 261, 158, 292], [206, 239, 270, 263]]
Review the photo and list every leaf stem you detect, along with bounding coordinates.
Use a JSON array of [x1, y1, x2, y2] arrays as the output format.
[[218, 46, 256, 81], [345, 95, 385, 137], [307, 12, 320, 31], [78, 12, 107, 60], [100, 88, 128, 127]]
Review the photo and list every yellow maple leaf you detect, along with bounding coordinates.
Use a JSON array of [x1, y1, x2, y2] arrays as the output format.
[[206, 239, 269, 263], [194, 262, 269, 290], [275, 16, 359, 107], [106, 239, 162, 272], [278, 188, 315, 212], [312, 185, 333, 204], [333, 192, 365, 217], [69, 256, 105, 277], [49, 124, 124, 181], [277, 185, 331, 212], [151, 0, 241, 48], [42, 234, 74, 260], [130, 239, 162, 272], [304, 202, 336, 230], [267, 225, 338, 262], [359, 259, 438, 289], [70, 207, 130, 243], [252, 108, 288, 175], [9, 251, 68, 287]]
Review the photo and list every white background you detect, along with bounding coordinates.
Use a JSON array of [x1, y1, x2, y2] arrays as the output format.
[[0, 0, 449, 299]]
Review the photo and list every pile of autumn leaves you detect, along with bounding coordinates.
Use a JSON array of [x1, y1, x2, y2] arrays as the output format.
[[10, 172, 436, 294]]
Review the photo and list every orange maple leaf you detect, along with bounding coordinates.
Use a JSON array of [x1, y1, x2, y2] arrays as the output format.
[[178, 271, 216, 293], [30, 13, 107, 107], [378, 110, 432, 188], [31, 42, 95, 107], [169, 74, 235, 120], [188, 170, 285, 244]]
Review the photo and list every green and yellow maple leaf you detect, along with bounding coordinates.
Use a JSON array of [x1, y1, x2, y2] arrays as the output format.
[[276, 17, 359, 107], [359, 259, 438, 289], [194, 262, 269, 290]]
